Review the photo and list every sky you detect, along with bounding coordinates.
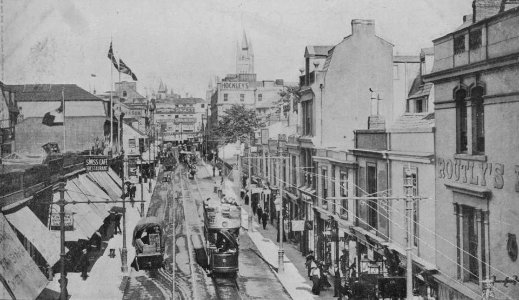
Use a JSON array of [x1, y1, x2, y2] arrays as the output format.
[[2, 0, 473, 99]]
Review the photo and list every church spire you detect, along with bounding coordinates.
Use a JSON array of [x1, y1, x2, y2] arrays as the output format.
[[242, 30, 249, 50]]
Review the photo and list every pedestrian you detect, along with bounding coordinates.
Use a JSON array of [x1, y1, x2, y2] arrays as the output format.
[[332, 264, 343, 298], [319, 262, 332, 290], [212, 164, 215, 177], [115, 213, 122, 235], [261, 211, 269, 229], [78, 249, 89, 280], [244, 193, 249, 206], [252, 196, 257, 215], [305, 251, 315, 278], [310, 258, 320, 295], [257, 206, 263, 224]]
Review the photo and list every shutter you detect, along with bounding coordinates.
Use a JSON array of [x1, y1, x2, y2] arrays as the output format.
[[378, 165, 389, 238], [357, 165, 368, 229]]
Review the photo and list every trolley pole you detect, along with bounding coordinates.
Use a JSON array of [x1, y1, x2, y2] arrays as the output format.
[[141, 164, 144, 218], [404, 167, 414, 300], [58, 181, 67, 300], [278, 155, 285, 273]]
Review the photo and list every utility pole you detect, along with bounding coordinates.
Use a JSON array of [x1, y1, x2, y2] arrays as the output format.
[[278, 155, 285, 273], [141, 156, 144, 217], [58, 181, 67, 300], [404, 165, 414, 300], [121, 154, 128, 273]]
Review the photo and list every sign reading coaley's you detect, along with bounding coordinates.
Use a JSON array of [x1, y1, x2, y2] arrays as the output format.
[[221, 82, 249, 90], [436, 156, 516, 190], [85, 156, 109, 172]]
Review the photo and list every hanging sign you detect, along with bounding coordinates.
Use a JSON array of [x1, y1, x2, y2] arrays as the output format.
[[85, 156, 109, 172], [50, 212, 74, 230], [291, 220, 305, 231]]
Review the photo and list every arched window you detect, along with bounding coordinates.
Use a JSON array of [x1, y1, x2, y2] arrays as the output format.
[[455, 89, 468, 153], [471, 86, 485, 154]]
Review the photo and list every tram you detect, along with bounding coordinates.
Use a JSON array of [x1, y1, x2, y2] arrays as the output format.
[[203, 198, 241, 275], [131, 217, 165, 271]]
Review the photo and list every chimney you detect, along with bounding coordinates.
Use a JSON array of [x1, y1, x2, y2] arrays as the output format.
[[351, 19, 376, 36], [472, 0, 502, 23]]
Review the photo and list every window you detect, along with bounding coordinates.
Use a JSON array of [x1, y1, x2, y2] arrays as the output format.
[[415, 98, 425, 113], [240, 94, 245, 102], [175, 115, 178, 118], [302, 101, 313, 136], [340, 171, 348, 218], [471, 87, 485, 154], [321, 168, 328, 208], [129, 139, 136, 148], [393, 64, 399, 80], [291, 156, 297, 186], [122, 91, 127, 97], [454, 35, 466, 54], [455, 205, 486, 284], [201, 104, 205, 108], [367, 164, 377, 229], [224, 94, 228, 101], [404, 166, 419, 247], [469, 29, 482, 50], [258, 94, 263, 101], [455, 89, 468, 153]]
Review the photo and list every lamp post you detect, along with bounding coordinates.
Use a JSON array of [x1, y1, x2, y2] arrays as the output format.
[[121, 152, 128, 273], [58, 181, 67, 300]]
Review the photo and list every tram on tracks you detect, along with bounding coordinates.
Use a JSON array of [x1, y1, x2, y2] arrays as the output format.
[[203, 198, 241, 275], [132, 217, 166, 271]]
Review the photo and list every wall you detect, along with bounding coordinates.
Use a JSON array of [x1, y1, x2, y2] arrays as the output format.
[[16, 117, 106, 154], [322, 20, 394, 150]]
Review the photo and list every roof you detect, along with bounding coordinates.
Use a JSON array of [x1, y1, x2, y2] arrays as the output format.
[[19, 100, 106, 118], [421, 47, 434, 56], [322, 47, 335, 72], [123, 122, 147, 137], [305, 45, 334, 58], [408, 83, 433, 100], [393, 55, 420, 63], [390, 113, 435, 132], [8, 84, 100, 102]]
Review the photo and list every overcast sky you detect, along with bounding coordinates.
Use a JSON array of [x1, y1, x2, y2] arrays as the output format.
[[3, 0, 472, 98]]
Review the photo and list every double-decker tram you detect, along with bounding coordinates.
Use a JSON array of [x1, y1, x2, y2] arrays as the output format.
[[203, 198, 241, 275], [132, 217, 166, 271]]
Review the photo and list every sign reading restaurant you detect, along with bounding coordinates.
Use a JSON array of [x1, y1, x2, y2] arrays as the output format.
[[221, 82, 249, 90], [85, 156, 109, 172]]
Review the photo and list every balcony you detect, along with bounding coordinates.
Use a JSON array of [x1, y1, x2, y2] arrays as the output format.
[[299, 71, 316, 87]]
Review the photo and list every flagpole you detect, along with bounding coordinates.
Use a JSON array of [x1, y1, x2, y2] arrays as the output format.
[[118, 66, 122, 153], [62, 87, 66, 152], [110, 39, 114, 155]]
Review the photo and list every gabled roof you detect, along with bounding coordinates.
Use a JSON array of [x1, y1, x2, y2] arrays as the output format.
[[305, 45, 334, 58], [408, 83, 433, 100], [8, 84, 100, 102], [390, 113, 435, 132]]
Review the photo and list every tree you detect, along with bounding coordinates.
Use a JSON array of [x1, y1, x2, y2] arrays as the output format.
[[213, 104, 264, 144], [278, 85, 300, 116]]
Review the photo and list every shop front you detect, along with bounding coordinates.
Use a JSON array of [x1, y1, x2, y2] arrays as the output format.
[[298, 187, 315, 255]]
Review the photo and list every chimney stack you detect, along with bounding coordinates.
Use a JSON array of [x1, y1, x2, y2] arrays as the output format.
[[351, 19, 376, 36], [472, 0, 502, 23]]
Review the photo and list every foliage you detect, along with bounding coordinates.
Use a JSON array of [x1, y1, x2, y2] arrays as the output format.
[[213, 104, 265, 144], [278, 86, 300, 116]]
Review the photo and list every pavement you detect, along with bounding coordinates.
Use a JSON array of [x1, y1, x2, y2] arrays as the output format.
[[199, 160, 339, 300], [45, 172, 159, 300]]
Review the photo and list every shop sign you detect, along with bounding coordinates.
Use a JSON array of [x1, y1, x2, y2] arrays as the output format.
[[50, 212, 74, 230], [85, 156, 109, 172], [221, 82, 249, 90], [268, 139, 278, 151], [261, 129, 269, 145], [436, 156, 507, 190], [291, 220, 305, 231], [250, 146, 257, 153]]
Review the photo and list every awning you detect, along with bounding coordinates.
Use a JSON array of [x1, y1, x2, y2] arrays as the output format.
[[5, 206, 62, 266], [87, 172, 123, 201], [283, 190, 298, 203], [350, 225, 387, 247], [107, 168, 123, 189], [70, 177, 112, 219], [384, 242, 437, 271], [0, 214, 48, 300], [51, 184, 104, 241]]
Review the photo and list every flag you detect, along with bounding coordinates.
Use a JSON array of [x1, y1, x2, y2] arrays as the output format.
[[118, 59, 138, 81], [42, 89, 65, 126], [107, 42, 119, 70]]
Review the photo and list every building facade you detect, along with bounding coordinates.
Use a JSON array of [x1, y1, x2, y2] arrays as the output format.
[[425, 3, 519, 299]]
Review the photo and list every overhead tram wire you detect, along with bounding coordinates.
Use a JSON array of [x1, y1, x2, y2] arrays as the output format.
[[261, 163, 518, 298]]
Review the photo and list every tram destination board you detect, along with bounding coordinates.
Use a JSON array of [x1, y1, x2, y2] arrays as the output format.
[[85, 156, 109, 172]]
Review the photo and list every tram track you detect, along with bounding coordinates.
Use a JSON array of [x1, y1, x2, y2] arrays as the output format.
[[212, 275, 243, 300]]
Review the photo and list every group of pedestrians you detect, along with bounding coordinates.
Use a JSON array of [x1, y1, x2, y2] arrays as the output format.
[[305, 251, 333, 296]]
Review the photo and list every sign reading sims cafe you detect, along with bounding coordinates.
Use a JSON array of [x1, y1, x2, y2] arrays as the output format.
[[85, 156, 109, 172]]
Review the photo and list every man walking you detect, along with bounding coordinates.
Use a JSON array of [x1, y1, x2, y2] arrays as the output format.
[[257, 205, 263, 224], [261, 211, 269, 229]]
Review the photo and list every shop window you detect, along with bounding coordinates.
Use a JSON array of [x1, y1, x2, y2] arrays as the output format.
[[340, 171, 348, 219], [471, 86, 485, 154], [404, 166, 419, 247], [469, 29, 482, 50], [454, 35, 465, 55], [367, 164, 377, 229], [455, 89, 468, 153]]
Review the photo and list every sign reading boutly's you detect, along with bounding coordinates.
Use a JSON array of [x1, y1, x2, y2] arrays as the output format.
[[85, 156, 109, 172]]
